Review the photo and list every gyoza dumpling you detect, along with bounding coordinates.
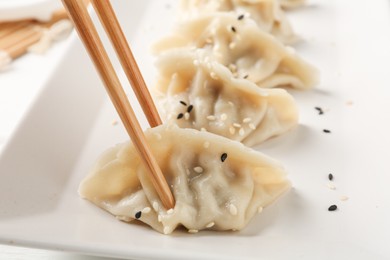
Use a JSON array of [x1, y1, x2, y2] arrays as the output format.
[[180, 0, 296, 44], [280, 0, 305, 9], [153, 13, 318, 90], [154, 49, 298, 147], [79, 124, 291, 234]]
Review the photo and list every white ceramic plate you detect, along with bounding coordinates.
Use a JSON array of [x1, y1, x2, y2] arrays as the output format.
[[0, 0, 62, 22], [1, 0, 390, 259]]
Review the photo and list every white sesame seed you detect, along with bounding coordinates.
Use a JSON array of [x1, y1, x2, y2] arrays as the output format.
[[152, 202, 159, 211], [229, 126, 236, 135], [167, 209, 174, 215], [228, 64, 237, 72], [184, 112, 190, 120], [214, 44, 221, 51], [116, 215, 131, 222], [205, 38, 213, 44], [194, 166, 204, 173], [327, 183, 336, 190], [340, 196, 349, 201], [249, 123, 256, 130], [243, 118, 252, 123], [239, 128, 245, 136], [111, 119, 118, 126], [214, 52, 223, 59], [233, 123, 242, 128], [286, 46, 296, 55], [203, 142, 210, 149], [188, 229, 199, 234], [206, 222, 215, 228], [258, 206, 263, 213], [229, 42, 237, 49], [220, 113, 228, 121], [228, 101, 234, 106], [193, 60, 200, 66], [229, 204, 238, 215], [210, 72, 218, 80], [207, 115, 216, 121], [163, 226, 170, 234], [158, 215, 162, 222], [142, 207, 151, 214], [154, 133, 162, 140], [200, 127, 207, 132]]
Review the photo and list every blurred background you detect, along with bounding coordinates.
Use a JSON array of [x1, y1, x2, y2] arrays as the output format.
[[0, 1, 110, 259]]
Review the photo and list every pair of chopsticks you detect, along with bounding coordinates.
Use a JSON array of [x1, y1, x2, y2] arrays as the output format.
[[0, 9, 68, 60], [61, 0, 175, 209]]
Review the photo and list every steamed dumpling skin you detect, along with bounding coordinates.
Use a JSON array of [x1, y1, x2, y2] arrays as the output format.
[[280, 0, 305, 9], [180, 0, 296, 44], [79, 124, 291, 234], [154, 49, 299, 147], [153, 12, 318, 90]]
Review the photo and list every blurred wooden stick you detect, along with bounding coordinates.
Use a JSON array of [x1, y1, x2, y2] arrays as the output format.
[[0, 9, 70, 60]]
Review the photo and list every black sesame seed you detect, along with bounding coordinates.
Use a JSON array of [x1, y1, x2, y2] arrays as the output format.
[[328, 205, 337, 211], [237, 14, 245, 20], [315, 107, 324, 115], [243, 75, 249, 79], [323, 129, 331, 133], [135, 211, 142, 219], [177, 113, 184, 119], [328, 173, 334, 181], [187, 105, 194, 113], [231, 26, 236, 33], [221, 153, 228, 162], [180, 101, 187, 106]]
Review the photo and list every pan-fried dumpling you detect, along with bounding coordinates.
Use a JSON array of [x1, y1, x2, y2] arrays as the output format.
[[280, 0, 305, 9], [79, 124, 291, 234], [154, 49, 298, 147], [153, 13, 318, 90], [180, 0, 296, 44]]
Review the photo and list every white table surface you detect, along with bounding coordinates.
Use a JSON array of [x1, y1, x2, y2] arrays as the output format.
[[0, 35, 117, 260]]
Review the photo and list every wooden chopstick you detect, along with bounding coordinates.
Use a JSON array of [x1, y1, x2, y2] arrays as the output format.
[[91, 0, 162, 128], [61, 0, 175, 209]]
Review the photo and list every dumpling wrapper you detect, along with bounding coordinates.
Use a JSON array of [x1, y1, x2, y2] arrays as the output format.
[[154, 49, 299, 147], [79, 124, 291, 234], [153, 12, 318, 90], [280, 0, 305, 9], [179, 0, 296, 44]]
